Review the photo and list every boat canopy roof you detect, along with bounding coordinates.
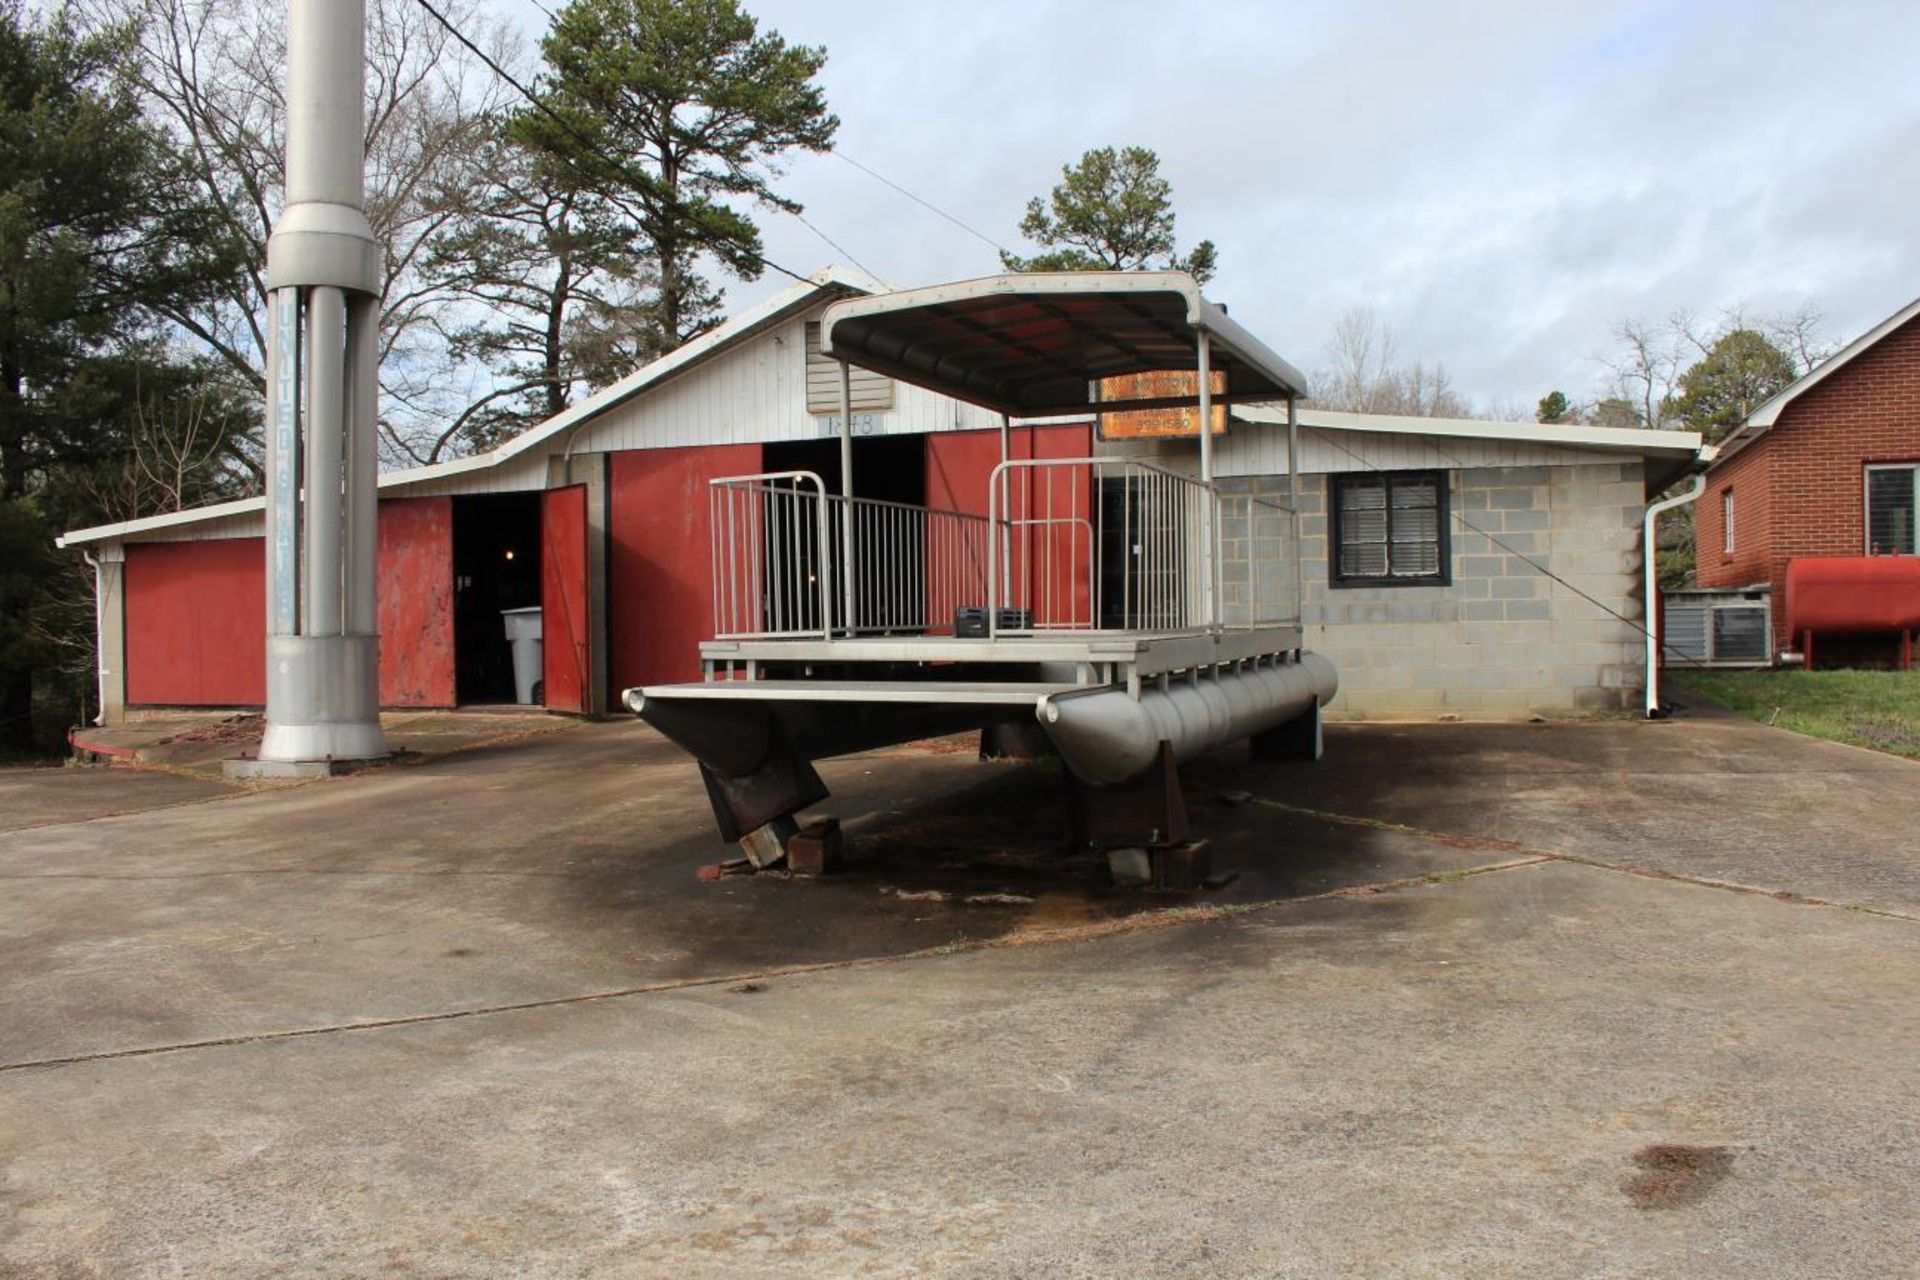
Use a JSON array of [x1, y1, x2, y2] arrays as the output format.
[[819, 271, 1309, 417]]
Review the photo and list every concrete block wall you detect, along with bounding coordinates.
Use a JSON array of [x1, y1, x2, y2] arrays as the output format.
[[1222, 462, 1647, 720]]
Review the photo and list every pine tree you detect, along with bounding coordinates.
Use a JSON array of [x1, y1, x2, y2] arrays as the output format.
[[514, 0, 838, 356], [1001, 146, 1216, 283]]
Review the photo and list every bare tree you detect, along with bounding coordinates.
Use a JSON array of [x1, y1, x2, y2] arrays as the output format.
[[85, 376, 252, 519], [1595, 305, 1833, 430], [1600, 316, 1685, 430], [1758, 305, 1839, 374], [87, 0, 525, 466], [1311, 307, 1470, 418]]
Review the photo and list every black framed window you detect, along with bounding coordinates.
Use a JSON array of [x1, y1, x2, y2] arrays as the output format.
[[1331, 470, 1449, 586], [1867, 465, 1918, 556]]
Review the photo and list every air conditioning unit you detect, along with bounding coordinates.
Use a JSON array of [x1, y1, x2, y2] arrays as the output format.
[[1661, 587, 1772, 666]]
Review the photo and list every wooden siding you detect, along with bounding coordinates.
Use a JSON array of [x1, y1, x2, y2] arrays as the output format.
[[135, 511, 267, 544], [570, 314, 1001, 455], [398, 451, 550, 498]]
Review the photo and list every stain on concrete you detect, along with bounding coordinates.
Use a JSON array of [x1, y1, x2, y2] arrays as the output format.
[[1625, 1143, 1736, 1209]]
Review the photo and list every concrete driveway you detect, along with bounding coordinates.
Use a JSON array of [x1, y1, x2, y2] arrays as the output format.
[[2, 712, 1917, 1277]]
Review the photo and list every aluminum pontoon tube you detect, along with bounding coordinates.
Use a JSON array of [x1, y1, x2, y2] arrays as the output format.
[[1037, 654, 1338, 787]]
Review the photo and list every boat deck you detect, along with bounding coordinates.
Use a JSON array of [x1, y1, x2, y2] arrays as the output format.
[[698, 624, 1304, 685]]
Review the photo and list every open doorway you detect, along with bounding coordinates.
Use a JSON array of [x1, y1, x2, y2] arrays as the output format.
[[762, 433, 926, 507], [452, 492, 543, 704], [763, 435, 927, 633]]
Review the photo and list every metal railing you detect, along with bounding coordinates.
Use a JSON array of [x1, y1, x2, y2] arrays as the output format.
[[710, 461, 1299, 642], [710, 472, 992, 639], [839, 494, 992, 635], [988, 457, 1222, 635], [711, 471, 834, 640], [1215, 485, 1302, 630]]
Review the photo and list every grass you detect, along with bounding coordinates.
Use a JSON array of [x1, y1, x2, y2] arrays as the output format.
[[1669, 668, 1920, 760]]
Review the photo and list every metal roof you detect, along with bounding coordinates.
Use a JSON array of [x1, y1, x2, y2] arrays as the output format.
[[1234, 404, 1703, 456], [57, 265, 889, 550], [1234, 404, 1705, 494], [819, 271, 1308, 417]]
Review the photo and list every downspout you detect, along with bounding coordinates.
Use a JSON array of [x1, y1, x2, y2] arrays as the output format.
[[82, 550, 107, 726], [1643, 474, 1705, 718]]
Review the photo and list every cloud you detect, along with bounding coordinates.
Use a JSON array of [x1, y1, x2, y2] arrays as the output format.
[[491, 0, 1920, 410]]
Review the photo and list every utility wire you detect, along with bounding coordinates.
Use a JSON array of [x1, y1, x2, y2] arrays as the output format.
[[831, 148, 1015, 258], [413, 0, 818, 289], [788, 210, 878, 280]]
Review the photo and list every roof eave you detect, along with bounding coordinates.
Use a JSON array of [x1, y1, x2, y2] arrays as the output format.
[[1233, 404, 1704, 457]]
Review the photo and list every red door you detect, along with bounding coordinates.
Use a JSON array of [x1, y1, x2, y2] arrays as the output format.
[[925, 423, 1093, 629], [541, 485, 590, 712]]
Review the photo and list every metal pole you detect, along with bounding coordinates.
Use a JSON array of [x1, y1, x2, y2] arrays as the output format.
[[254, 0, 386, 766], [346, 295, 379, 636], [838, 359, 856, 634], [1287, 393, 1302, 630], [1196, 331, 1217, 629], [304, 285, 344, 636], [265, 287, 299, 639]]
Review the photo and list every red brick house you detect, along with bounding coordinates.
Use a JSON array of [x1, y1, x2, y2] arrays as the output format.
[[1696, 294, 1920, 654]]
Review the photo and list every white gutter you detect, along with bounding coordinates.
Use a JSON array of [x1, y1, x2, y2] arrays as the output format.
[[1643, 475, 1705, 718]]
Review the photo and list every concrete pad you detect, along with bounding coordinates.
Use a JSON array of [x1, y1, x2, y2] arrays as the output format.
[[70, 708, 574, 779], [5, 714, 1920, 1274], [0, 724, 1496, 1067], [2, 861, 1916, 1277], [0, 765, 235, 834], [1220, 716, 1920, 917]]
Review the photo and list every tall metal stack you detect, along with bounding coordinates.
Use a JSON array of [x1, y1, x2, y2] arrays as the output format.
[[256, 0, 387, 765]]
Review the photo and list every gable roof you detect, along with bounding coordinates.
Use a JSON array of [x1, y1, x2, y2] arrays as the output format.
[[58, 264, 887, 549], [1712, 292, 1920, 468]]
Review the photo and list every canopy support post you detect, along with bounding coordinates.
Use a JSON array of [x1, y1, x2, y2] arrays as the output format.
[[998, 412, 1012, 619], [1287, 393, 1302, 632], [1197, 330, 1217, 631], [838, 359, 856, 636]]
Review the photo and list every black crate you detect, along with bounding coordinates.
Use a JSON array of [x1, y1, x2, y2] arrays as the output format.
[[954, 605, 1032, 637]]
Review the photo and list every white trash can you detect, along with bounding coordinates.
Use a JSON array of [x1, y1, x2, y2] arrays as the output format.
[[501, 606, 544, 705]]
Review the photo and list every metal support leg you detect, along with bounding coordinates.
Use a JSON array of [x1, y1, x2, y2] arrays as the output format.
[[1064, 740, 1189, 850], [696, 715, 829, 848]]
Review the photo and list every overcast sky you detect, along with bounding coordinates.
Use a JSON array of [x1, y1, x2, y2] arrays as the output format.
[[490, 0, 1920, 414]]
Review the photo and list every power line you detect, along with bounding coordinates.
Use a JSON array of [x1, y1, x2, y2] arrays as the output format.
[[831, 148, 1015, 258], [787, 211, 878, 280], [413, 0, 818, 290]]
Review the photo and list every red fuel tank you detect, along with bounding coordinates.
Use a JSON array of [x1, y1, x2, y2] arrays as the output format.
[[1783, 556, 1920, 669]]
